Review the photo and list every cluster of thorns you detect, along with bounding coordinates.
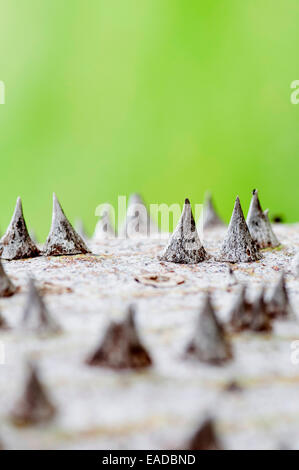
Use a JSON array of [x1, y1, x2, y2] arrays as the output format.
[[0, 189, 296, 450]]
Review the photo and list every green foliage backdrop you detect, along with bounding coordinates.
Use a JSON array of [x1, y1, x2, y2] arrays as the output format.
[[0, 0, 298, 237]]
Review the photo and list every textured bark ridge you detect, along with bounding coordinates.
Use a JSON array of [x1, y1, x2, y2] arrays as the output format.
[[246, 189, 280, 249], [21, 278, 61, 336], [119, 193, 158, 238], [160, 199, 207, 264], [0, 259, 17, 297], [186, 418, 222, 450], [10, 363, 56, 426], [228, 286, 253, 332], [93, 209, 116, 240], [184, 294, 232, 365], [43, 193, 91, 256], [202, 192, 225, 230], [0, 198, 40, 260], [218, 196, 261, 263], [266, 273, 292, 319], [86, 305, 152, 370]]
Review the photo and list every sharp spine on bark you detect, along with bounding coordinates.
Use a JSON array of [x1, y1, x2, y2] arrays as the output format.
[[218, 196, 261, 263], [0, 258, 17, 297], [186, 418, 222, 450], [228, 286, 253, 332], [74, 219, 89, 241], [21, 278, 61, 336], [10, 362, 56, 426], [246, 189, 280, 249], [202, 192, 225, 230], [266, 273, 293, 319], [93, 208, 116, 240], [86, 305, 152, 370], [119, 193, 158, 238], [43, 193, 91, 256], [184, 294, 232, 365], [0, 198, 40, 260], [160, 199, 207, 264], [250, 288, 272, 332]]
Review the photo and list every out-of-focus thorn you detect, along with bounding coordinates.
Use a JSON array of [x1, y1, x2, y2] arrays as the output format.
[[250, 288, 272, 332], [21, 278, 62, 336], [119, 193, 158, 238], [0, 258, 17, 297], [185, 418, 222, 450], [86, 305, 152, 370], [246, 189, 280, 249], [10, 362, 56, 426], [266, 272, 293, 319], [184, 293, 232, 365], [202, 192, 225, 230], [228, 285, 252, 332]]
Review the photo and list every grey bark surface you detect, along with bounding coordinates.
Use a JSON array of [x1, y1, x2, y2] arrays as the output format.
[[218, 196, 261, 263], [0, 222, 298, 449], [0, 198, 40, 260], [246, 189, 280, 249], [43, 194, 91, 256], [160, 199, 207, 264]]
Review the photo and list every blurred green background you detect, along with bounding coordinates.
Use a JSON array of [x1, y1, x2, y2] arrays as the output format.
[[0, 0, 298, 238]]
